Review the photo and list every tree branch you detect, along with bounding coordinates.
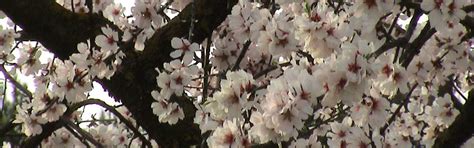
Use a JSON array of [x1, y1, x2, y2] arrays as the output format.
[[1, 0, 239, 147], [0, 0, 115, 59], [380, 83, 418, 135], [61, 117, 103, 147], [84, 99, 152, 147], [434, 89, 474, 147]]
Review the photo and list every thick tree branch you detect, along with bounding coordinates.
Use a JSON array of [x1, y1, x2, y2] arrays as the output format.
[[98, 0, 237, 146], [434, 89, 474, 147], [0, 0, 114, 59]]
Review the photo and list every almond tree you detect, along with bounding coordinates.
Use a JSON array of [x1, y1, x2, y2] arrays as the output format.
[[0, 0, 473, 147]]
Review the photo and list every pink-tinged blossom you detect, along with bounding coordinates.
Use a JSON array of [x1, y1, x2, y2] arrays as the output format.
[[14, 106, 47, 137], [210, 70, 255, 118], [258, 9, 299, 58], [70, 42, 91, 70], [89, 124, 115, 146], [169, 69, 190, 96], [211, 36, 239, 71], [51, 60, 91, 103], [170, 37, 199, 65], [351, 88, 389, 128], [327, 118, 352, 148], [228, 0, 260, 44], [194, 109, 219, 134], [17, 44, 45, 76], [151, 93, 185, 125], [421, 0, 467, 33], [88, 49, 115, 79], [132, 0, 162, 29], [347, 127, 371, 148], [155, 59, 198, 98], [254, 68, 322, 142], [117, 106, 136, 124], [135, 28, 155, 51], [5, 0, 473, 147], [95, 26, 119, 53], [249, 112, 278, 144], [319, 69, 366, 107], [379, 64, 410, 96], [352, 0, 394, 34], [156, 70, 173, 99], [0, 27, 18, 63], [385, 128, 413, 147], [103, 3, 126, 24], [426, 94, 460, 126], [207, 120, 250, 148], [87, 124, 132, 147], [249, 9, 271, 42], [294, 3, 343, 58]]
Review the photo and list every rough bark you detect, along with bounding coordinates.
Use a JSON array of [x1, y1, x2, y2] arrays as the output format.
[[0, 0, 237, 147], [1, 0, 474, 147], [433, 89, 474, 148], [0, 0, 113, 59]]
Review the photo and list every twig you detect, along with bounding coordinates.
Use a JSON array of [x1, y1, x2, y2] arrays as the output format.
[[202, 35, 212, 104], [253, 62, 290, 79], [380, 83, 418, 135], [231, 41, 251, 71], [452, 81, 467, 101], [157, 0, 174, 22], [35, 98, 60, 116], [188, 0, 196, 41], [62, 117, 103, 147], [254, 65, 278, 79], [387, 13, 400, 37], [0, 64, 32, 99], [2, 78, 7, 110], [402, 8, 423, 44], [63, 123, 91, 147], [297, 50, 314, 64], [369, 8, 422, 59], [77, 119, 116, 124], [400, 23, 436, 67], [191, 73, 219, 81], [81, 99, 152, 147], [71, 0, 75, 13]]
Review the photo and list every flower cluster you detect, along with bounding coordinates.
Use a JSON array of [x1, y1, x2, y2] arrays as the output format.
[[9, 22, 127, 147], [150, 37, 201, 124], [3, 0, 473, 147], [0, 26, 18, 63]]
